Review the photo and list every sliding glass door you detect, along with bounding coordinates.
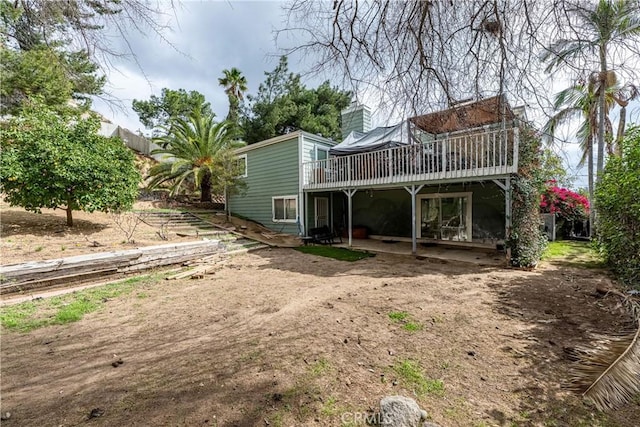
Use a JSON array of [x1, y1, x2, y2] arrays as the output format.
[[418, 193, 472, 241]]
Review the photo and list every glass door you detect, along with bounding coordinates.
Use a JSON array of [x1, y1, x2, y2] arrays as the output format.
[[419, 194, 470, 241]]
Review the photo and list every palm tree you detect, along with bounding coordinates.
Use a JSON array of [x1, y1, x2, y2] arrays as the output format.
[[544, 80, 600, 236], [542, 0, 640, 179], [148, 107, 244, 202], [218, 67, 248, 131]]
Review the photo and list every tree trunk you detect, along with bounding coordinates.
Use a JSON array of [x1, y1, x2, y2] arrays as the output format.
[[616, 105, 626, 155], [200, 172, 212, 202], [596, 45, 607, 180], [224, 185, 229, 221], [588, 135, 594, 239], [66, 206, 74, 227]]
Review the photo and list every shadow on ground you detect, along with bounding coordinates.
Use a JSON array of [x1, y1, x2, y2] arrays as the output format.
[[487, 263, 638, 426]]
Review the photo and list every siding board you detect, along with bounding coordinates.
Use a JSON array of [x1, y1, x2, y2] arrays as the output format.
[[229, 136, 301, 235]]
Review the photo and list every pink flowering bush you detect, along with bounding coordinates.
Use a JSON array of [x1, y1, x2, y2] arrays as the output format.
[[540, 181, 589, 222]]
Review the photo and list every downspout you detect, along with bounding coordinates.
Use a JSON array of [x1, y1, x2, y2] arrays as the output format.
[[299, 133, 306, 236]]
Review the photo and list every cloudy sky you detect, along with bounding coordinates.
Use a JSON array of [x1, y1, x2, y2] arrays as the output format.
[[90, 1, 639, 189], [92, 1, 308, 133]]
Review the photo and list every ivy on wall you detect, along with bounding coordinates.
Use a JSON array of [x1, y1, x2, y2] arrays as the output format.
[[508, 125, 547, 268]]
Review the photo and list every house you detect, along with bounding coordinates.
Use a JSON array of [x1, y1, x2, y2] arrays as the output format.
[[229, 95, 523, 253], [228, 131, 339, 236]]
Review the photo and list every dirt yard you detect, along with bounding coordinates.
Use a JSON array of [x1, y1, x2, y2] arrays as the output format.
[[1, 241, 639, 426]]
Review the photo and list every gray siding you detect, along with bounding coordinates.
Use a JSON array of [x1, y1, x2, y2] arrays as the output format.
[[229, 136, 301, 235]]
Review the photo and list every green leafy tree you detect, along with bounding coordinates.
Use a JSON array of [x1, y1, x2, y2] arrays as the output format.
[[148, 106, 245, 202], [218, 67, 248, 132], [543, 0, 640, 181], [132, 88, 213, 136], [241, 56, 351, 143], [0, 1, 107, 114], [538, 148, 573, 188], [0, 47, 104, 115], [596, 126, 640, 286], [0, 104, 141, 227]]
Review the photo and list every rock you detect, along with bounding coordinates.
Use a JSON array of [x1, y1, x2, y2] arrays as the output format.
[[1, 412, 10, 420], [88, 408, 104, 419], [380, 395, 425, 427]]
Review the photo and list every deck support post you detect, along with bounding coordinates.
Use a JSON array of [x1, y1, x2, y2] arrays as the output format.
[[505, 176, 511, 242], [404, 184, 424, 255], [343, 189, 357, 247], [304, 191, 309, 236]]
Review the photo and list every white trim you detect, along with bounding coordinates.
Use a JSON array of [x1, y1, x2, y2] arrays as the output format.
[[416, 192, 473, 240], [234, 130, 336, 155], [236, 153, 247, 178], [272, 195, 298, 223]]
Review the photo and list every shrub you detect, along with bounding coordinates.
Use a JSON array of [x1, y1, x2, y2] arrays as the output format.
[[596, 126, 640, 287]]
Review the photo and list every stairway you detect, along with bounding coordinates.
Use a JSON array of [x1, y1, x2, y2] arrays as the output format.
[[136, 210, 265, 252]]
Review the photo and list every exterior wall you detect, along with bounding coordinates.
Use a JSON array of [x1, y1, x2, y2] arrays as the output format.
[[301, 133, 336, 163], [348, 182, 505, 241], [228, 135, 301, 235]]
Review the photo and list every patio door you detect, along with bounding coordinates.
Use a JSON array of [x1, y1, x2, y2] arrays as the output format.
[[314, 197, 329, 227], [417, 193, 472, 241]]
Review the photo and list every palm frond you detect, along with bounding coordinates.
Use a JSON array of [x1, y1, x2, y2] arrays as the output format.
[[568, 294, 640, 411]]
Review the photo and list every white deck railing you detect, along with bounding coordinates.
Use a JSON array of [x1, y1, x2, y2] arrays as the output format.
[[303, 127, 518, 190]]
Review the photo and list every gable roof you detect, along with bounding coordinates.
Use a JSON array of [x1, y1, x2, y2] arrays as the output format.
[[234, 130, 336, 155]]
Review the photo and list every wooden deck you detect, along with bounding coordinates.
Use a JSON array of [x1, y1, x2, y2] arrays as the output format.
[[302, 126, 518, 190]]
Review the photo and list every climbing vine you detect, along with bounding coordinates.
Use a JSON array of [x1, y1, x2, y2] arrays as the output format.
[[508, 125, 547, 267]]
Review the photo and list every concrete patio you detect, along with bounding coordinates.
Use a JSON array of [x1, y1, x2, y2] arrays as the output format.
[[335, 238, 507, 267]]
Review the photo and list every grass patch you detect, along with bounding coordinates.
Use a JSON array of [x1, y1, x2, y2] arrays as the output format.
[[403, 321, 423, 332], [310, 357, 331, 376], [295, 246, 374, 262], [1, 273, 162, 332], [542, 241, 604, 268], [388, 310, 423, 332], [321, 396, 339, 416], [392, 359, 444, 397], [388, 311, 409, 321]]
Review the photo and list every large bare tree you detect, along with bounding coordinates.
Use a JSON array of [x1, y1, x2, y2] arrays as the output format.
[[279, 1, 640, 120]]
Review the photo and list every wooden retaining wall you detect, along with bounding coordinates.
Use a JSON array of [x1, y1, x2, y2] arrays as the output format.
[[0, 240, 223, 293]]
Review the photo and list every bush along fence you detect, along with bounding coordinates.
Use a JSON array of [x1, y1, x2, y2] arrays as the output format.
[[596, 126, 640, 288]]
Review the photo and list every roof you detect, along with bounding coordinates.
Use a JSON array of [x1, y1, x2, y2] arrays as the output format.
[[410, 95, 515, 135], [234, 130, 336, 155]]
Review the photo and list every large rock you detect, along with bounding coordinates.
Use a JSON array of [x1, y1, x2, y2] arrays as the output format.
[[380, 396, 427, 427]]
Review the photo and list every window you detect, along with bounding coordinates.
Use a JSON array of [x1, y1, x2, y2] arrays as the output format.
[[272, 196, 298, 223], [315, 146, 329, 161], [236, 154, 247, 177]]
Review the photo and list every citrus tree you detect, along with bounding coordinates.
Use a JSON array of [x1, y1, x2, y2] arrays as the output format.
[[0, 105, 141, 226]]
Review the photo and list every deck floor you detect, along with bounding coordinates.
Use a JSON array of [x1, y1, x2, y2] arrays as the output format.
[[335, 238, 507, 267]]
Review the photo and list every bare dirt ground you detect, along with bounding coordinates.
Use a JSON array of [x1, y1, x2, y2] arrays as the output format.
[[1, 243, 639, 426], [0, 201, 299, 266]]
